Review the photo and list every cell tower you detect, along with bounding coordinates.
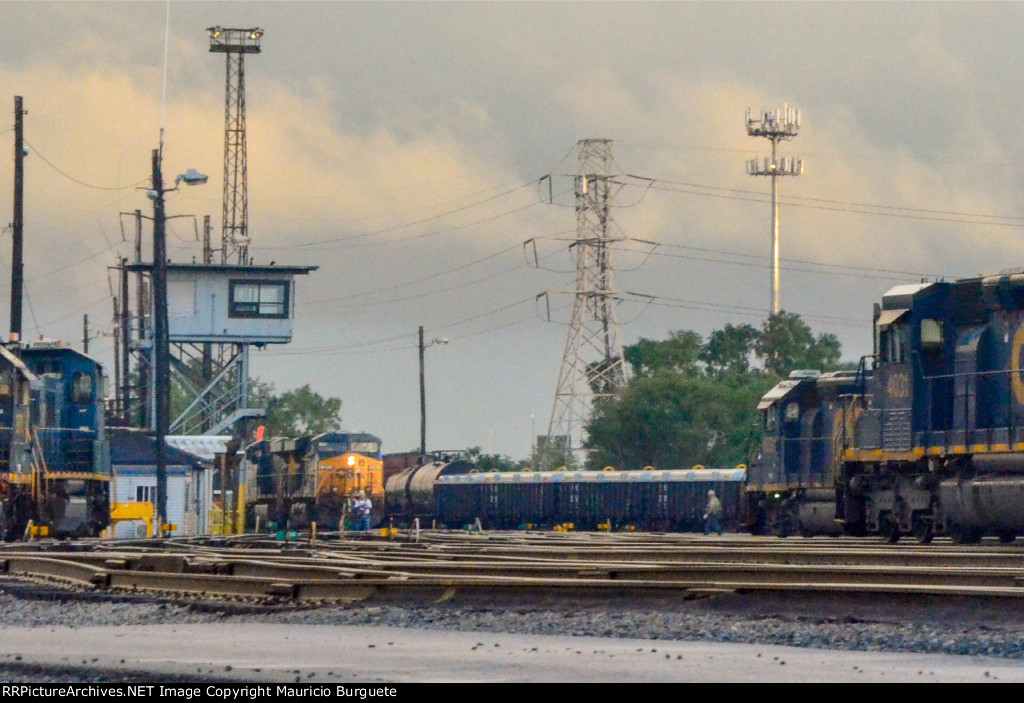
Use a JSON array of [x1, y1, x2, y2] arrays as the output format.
[[208, 26, 262, 265], [746, 103, 803, 315], [544, 139, 629, 466]]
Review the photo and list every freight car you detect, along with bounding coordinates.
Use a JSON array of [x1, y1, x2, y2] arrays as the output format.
[[245, 430, 383, 531], [751, 270, 1024, 543], [0, 340, 110, 540], [386, 464, 745, 532]]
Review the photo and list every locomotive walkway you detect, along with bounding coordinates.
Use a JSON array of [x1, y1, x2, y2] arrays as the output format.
[[3, 531, 1024, 604]]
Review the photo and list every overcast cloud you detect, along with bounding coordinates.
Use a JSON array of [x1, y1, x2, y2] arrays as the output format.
[[1, 2, 1023, 460]]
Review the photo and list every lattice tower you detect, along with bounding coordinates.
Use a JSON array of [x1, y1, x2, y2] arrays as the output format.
[[209, 27, 262, 265], [546, 139, 629, 461]]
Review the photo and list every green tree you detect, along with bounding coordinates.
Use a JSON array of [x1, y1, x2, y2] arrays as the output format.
[[255, 383, 343, 437], [584, 373, 771, 471], [584, 314, 846, 472], [465, 446, 529, 472], [623, 330, 703, 378], [754, 312, 842, 376], [700, 323, 759, 377]]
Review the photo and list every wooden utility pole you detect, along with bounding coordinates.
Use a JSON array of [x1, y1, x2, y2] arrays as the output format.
[[10, 96, 25, 341]]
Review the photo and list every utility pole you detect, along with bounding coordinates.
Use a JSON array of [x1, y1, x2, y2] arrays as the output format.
[[418, 326, 448, 457], [134, 209, 148, 427], [10, 96, 26, 342], [543, 139, 629, 466], [151, 147, 170, 535], [746, 103, 803, 316], [82, 314, 89, 354], [419, 326, 426, 456], [120, 258, 130, 420]]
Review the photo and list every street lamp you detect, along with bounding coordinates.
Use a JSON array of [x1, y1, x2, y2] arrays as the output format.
[[418, 326, 448, 457], [149, 146, 207, 536]]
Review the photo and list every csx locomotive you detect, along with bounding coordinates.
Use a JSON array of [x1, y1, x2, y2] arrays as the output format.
[[245, 431, 384, 530], [0, 340, 110, 540], [750, 270, 1024, 543]]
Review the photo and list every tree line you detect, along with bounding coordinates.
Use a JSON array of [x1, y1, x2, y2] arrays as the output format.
[[580, 312, 849, 471]]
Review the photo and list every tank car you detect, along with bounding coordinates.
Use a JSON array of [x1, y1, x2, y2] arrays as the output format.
[[754, 271, 1024, 543], [0, 340, 110, 540], [383, 455, 477, 526]]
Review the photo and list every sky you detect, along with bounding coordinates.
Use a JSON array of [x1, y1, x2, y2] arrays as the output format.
[[3, 1, 1024, 461]]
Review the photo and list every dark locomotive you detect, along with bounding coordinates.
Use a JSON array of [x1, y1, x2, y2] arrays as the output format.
[[749, 271, 1024, 542], [0, 340, 110, 540]]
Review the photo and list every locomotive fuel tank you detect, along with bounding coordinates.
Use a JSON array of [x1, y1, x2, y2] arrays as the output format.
[[938, 477, 1024, 542]]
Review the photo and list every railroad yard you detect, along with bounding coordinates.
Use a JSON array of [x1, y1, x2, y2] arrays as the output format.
[[2, 530, 1024, 682]]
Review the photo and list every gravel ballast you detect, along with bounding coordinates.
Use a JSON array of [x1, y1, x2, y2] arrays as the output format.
[[1, 583, 1023, 678]]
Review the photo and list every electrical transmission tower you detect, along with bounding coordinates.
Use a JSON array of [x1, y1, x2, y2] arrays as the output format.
[[542, 139, 629, 467], [208, 26, 262, 265], [746, 103, 803, 316]]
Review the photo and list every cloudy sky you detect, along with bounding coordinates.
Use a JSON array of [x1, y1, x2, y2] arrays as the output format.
[[2, 1, 1024, 461]]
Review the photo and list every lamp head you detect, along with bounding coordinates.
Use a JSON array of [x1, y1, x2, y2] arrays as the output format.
[[176, 168, 209, 186]]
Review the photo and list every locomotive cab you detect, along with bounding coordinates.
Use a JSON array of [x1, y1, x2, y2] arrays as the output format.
[[749, 370, 859, 537]]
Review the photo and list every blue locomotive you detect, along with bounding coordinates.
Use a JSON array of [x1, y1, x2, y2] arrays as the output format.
[[750, 271, 1024, 543], [0, 340, 110, 540]]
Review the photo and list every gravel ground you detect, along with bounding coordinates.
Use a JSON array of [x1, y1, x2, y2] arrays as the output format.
[[1, 580, 1023, 682]]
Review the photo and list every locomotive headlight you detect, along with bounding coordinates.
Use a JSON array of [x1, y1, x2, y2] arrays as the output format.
[[347, 455, 356, 466]]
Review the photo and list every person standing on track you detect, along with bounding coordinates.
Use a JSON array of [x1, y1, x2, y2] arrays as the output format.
[[703, 489, 723, 535], [353, 491, 373, 532]]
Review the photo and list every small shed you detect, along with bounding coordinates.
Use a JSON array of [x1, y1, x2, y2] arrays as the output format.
[[109, 427, 204, 538], [165, 435, 243, 535]]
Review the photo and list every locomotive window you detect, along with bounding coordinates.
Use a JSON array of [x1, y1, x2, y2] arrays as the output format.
[[228, 280, 290, 319], [0, 370, 11, 400], [71, 372, 93, 404], [349, 439, 381, 455], [784, 402, 800, 423], [921, 318, 943, 350]]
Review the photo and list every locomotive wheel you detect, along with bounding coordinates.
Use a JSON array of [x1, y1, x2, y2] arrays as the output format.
[[998, 530, 1017, 544]]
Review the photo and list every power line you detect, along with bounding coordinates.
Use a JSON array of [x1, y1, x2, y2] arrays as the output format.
[[263, 181, 541, 251], [639, 179, 1024, 227], [618, 242, 943, 282], [23, 139, 147, 191]]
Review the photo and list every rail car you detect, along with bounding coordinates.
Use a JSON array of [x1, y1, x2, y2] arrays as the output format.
[[385, 463, 746, 532], [750, 270, 1024, 543], [244, 430, 383, 530], [0, 340, 110, 540]]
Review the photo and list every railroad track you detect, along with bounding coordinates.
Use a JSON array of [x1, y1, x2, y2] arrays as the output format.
[[3, 531, 1024, 604]]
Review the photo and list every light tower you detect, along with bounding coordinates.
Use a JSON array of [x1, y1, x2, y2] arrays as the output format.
[[208, 26, 262, 265], [746, 103, 803, 315], [544, 139, 629, 467]]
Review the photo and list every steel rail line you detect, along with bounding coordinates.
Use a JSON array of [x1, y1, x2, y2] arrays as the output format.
[[3, 532, 1024, 603]]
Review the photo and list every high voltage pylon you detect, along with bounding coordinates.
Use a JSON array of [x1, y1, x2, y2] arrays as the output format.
[[208, 26, 262, 265], [539, 139, 629, 466]]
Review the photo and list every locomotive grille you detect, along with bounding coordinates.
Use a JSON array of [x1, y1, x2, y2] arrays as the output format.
[[881, 408, 912, 451]]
